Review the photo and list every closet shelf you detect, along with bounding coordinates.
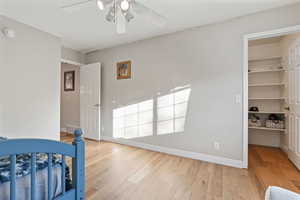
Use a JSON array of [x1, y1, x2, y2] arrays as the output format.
[[249, 97, 285, 100], [248, 56, 282, 62], [248, 69, 285, 74], [248, 83, 285, 87], [248, 111, 286, 114], [249, 126, 286, 132]]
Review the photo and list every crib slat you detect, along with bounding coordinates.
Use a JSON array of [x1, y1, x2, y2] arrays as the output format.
[[48, 153, 53, 200], [10, 155, 16, 200], [61, 155, 66, 194], [31, 153, 37, 200]]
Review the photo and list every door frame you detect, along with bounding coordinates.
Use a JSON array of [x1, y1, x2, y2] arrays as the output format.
[[61, 59, 84, 66], [242, 25, 300, 168]]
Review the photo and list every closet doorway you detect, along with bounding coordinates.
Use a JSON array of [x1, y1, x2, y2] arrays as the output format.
[[243, 26, 300, 193]]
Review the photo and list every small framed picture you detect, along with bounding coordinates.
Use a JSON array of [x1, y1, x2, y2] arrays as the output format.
[[117, 61, 131, 80], [64, 71, 75, 91]]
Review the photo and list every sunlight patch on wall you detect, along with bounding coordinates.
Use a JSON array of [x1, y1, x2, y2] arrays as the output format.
[[113, 85, 191, 139], [157, 88, 191, 135], [113, 100, 153, 139]]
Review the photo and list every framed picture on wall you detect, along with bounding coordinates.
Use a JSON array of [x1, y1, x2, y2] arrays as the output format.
[[117, 60, 131, 80], [64, 71, 75, 91]]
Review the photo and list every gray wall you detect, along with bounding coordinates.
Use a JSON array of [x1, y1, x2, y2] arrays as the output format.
[[0, 15, 61, 140], [86, 4, 300, 161], [62, 47, 85, 64], [60, 63, 80, 132]]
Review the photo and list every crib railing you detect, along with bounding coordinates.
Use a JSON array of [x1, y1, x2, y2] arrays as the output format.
[[0, 129, 85, 200]]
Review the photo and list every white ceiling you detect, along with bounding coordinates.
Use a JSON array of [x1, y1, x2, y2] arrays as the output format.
[[1, 0, 300, 52]]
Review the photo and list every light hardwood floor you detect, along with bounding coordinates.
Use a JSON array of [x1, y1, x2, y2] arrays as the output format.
[[61, 133, 300, 200], [249, 145, 300, 195]]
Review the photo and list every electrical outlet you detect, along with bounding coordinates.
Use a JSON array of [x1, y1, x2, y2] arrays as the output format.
[[214, 142, 220, 150]]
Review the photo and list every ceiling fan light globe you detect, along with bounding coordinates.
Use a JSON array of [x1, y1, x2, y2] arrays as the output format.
[[120, 0, 129, 11], [97, 0, 104, 10]]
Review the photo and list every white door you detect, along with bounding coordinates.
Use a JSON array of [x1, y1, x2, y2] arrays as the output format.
[[80, 63, 101, 140], [287, 39, 300, 169]]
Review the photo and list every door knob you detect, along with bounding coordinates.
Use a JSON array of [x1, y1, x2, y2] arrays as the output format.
[[94, 104, 100, 107]]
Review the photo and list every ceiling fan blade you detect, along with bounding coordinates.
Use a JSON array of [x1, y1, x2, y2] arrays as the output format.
[[132, 1, 166, 27], [106, 5, 116, 22], [61, 0, 94, 13], [99, 0, 114, 9], [116, 7, 127, 34], [61, 0, 114, 13]]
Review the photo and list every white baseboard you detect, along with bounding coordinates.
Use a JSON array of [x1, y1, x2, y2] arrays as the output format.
[[101, 136, 243, 168], [61, 124, 79, 134], [60, 128, 67, 133], [288, 150, 300, 170], [281, 145, 289, 154]]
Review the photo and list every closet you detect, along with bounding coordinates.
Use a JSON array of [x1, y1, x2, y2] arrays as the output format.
[[248, 34, 300, 169], [248, 37, 286, 147]]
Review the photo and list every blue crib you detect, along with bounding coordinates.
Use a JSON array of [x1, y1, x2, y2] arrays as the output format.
[[0, 129, 85, 200]]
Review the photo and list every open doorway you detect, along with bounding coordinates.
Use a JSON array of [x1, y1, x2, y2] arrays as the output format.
[[60, 61, 81, 135], [60, 61, 102, 140], [243, 27, 300, 193]]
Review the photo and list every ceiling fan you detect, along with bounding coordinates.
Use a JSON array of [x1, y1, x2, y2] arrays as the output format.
[[61, 0, 167, 34]]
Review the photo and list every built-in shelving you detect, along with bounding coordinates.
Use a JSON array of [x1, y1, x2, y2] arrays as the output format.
[[249, 56, 282, 62], [249, 97, 285, 100], [248, 83, 285, 87], [249, 126, 286, 132], [248, 40, 288, 147], [248, 111, 286, 114], [248, 69, 285, 74]]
